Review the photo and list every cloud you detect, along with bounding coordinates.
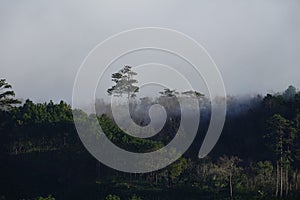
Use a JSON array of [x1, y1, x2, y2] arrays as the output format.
[[0, 0, 300, 102]]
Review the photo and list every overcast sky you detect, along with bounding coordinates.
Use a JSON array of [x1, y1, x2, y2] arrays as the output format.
[[1, 0, 300, 103]]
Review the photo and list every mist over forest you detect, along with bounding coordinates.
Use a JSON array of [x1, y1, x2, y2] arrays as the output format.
[[1, 1, 300, 199], [1, 74, 300, 199]]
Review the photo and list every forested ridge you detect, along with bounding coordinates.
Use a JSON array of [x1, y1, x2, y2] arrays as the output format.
[[0, 79, 300, 199]]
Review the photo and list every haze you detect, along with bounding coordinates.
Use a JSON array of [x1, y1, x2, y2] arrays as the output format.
[[1, 0, 300, 103]]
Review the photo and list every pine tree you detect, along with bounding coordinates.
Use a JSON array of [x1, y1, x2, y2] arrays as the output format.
[[107, 66, 139, 99]]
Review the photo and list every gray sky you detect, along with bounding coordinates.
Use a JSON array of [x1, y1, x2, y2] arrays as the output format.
[[1, 0, 300, 103]]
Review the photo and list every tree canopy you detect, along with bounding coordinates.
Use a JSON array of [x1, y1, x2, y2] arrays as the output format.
[[107, 66, 139, 98], [0, 79, 21, 110]]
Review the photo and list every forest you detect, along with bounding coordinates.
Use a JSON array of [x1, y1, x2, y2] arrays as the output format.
[[0, 71, 300, 199]]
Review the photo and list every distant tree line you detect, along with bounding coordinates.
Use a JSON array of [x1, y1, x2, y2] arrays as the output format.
[[0, 73, 300, 199]]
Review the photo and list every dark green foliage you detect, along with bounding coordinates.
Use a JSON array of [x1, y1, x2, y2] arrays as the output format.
[[34, 195, 55, 200], [255, 161, 274, 195], [159, 88, 179, 97], [98, 114, 164, 153], [105, 194, 121, 200], [0, 79, 21, 110], [107, 66, 139, 98], [0, 85, 300, 199]]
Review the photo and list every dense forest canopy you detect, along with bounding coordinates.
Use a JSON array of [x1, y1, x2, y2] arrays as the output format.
[[0, 77, 300, 199]]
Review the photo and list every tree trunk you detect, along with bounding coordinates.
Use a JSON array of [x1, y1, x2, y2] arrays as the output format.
[[129, 173, 132, 183], [229, 173, 233, 198], [280, 157, 283, 198], [296, 171, 299, 191], [285, 165, 289, 196], [276, 161, 279, 197]]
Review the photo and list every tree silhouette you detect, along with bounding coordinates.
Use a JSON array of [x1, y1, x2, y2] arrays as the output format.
[[0, 79, 21, 110], [265, 114, 297, 197], [107, 66, 139, 99]]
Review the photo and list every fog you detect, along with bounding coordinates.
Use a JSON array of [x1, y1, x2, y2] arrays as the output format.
[[1, 0, 300, 103]]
